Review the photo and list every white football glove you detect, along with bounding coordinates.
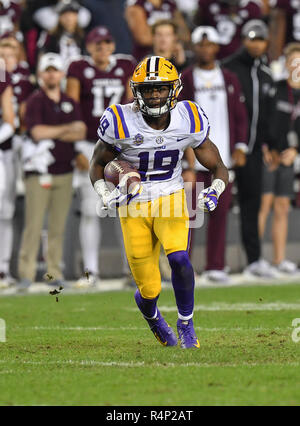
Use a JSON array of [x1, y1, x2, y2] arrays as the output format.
[[94, 179, 142, 210], [197, 179, 226, 212]]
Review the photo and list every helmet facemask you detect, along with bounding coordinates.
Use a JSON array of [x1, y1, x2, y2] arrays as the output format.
[[131, 79, 182, 117]]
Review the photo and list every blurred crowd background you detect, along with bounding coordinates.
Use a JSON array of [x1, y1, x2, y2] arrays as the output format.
[[0, 0, 300, 290]]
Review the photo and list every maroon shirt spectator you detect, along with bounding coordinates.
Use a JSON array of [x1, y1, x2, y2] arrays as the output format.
[[125, 0, 189, 61], [25, 90, 82, 175], [9, 62, 34, 132], [67, 55, 136, 142], [66, 27, 135, 286], [10, 62, 34, 106], [196, 0, 262, 59], [181, 66, 248, 153], [179, 27, 248, 279], [181, 66, 248, 273], [0, 39, 35, 132], [17, 52, 87, 291], [0, 1, 21, 36]]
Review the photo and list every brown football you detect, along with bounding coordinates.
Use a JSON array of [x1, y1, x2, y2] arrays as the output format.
[[104, 160, 142, 195]]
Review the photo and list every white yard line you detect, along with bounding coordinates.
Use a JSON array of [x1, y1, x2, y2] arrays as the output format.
[[0, 359, 299, 369], [26, 326, 148, 331], [0, 360, 145, 368], [127, 302, 300, 312], [22, 326, 288, 332]]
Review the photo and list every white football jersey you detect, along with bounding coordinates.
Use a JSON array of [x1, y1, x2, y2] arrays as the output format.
[[98, 101, 210, 202]]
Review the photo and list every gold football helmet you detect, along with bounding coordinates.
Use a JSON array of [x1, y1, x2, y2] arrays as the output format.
[[130, 56, 182, 117]]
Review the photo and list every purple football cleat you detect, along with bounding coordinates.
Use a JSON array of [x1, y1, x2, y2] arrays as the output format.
[[145, 310, 178, 347], [177, 318, 200, 349]]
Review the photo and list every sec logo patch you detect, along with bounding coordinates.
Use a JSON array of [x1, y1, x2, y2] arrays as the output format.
[[156, 136, 164, 145]]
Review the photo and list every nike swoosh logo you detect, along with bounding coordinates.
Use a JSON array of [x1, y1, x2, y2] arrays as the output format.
[[193, 339, 200, 348], [154, 332, 167, 346], [177, 137, 188, 142]]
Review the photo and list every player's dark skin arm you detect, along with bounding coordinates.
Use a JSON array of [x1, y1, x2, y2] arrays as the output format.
[[194, 137, 229, 186], [89, 139, 118, 185]]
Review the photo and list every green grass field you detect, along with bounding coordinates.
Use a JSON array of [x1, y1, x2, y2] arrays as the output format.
[[1, 283, 300, 406]]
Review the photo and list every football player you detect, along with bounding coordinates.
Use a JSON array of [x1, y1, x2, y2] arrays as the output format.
[[0, 37, 34, 129], [66, 26, 136, 286], [90, 57, 229, 348]]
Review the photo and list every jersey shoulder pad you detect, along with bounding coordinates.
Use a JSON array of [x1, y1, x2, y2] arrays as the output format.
[[177, 100, 209, 135], [99, 104, 132, 141]]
